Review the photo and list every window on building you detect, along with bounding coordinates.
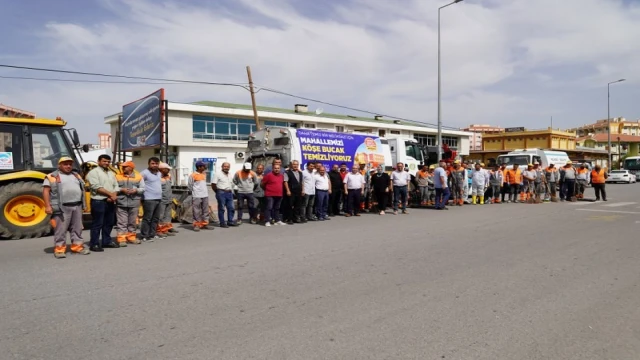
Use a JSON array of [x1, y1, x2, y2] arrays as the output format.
[[192, 115, 258, 141], [335, 126, 344, 133], [304, 124, 316, 129], [442, 136, 458, 148], [414, 134, 436, 146], [263, 120, 298, 128], [390, 130, 401, 135]]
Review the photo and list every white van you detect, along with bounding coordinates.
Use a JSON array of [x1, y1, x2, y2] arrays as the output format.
[[497, 149, 570, 169]]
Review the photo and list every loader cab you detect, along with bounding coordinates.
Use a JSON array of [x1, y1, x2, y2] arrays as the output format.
[[0, 117, 84, 240], [0, 119, 81, 174]]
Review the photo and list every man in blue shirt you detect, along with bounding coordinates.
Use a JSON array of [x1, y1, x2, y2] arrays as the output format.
[[433, 160, 450, 210], [140, 157, 164, 241]]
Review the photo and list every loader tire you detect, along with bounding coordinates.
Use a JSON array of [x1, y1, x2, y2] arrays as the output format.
[[0, 182, 52, 239]]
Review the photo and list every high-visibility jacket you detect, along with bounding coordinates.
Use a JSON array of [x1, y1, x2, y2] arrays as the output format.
[[591, 169, 606, 184], [451, 168, 466, 186], [115, 172, 145, 208], [45, 170, 86, 214], [490, 169, 504, 186], [161, 174, 173, 204], [545, 167, 559, 183], [577, 168, 589, 181], [505, 168, 522, 185]]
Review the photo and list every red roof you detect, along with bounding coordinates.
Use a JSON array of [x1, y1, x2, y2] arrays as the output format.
[[578, 134, 640, 142]]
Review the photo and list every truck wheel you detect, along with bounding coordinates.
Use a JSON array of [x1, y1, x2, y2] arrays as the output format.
[[0, 182, 52, 239]]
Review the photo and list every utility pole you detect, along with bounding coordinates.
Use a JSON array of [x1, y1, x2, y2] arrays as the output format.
[[246, 66, 260, 130], [607, 79, 625, 169], [550, 116, 553, 129], [437, 0, 464, 162]]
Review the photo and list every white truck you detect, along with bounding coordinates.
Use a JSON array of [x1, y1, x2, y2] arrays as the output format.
[[246, 127, 427, 175], [497, 149, 570, 169], [386, 137, 426, 176]]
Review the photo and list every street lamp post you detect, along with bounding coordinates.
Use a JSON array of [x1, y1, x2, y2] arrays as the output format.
[[607, 78, 625, 169], [617, 136, 621, 169], [437, 0, 464, 162]]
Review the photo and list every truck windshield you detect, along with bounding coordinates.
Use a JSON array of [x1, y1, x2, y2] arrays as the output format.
[[624, 158, 640, 170], [405, 142, 424, 162], [31, 126, 75, 169], [498, 155, 530, 166]]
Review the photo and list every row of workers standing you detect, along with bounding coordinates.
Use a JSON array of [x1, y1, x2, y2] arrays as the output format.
[[43, 155, 177, 259], [413, 160, 608, 209], [195, 158, 417, 229]]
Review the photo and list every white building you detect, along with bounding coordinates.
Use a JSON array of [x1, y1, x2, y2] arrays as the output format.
[[104, 101, 472, 185]]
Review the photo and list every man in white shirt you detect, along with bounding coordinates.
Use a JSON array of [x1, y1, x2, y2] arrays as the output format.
[[211, 162, 237, 228], [391, 162, 412, 214], [302, 162, 317, 221], [343, 164, 365, 217], [313, 165, 331, 220]]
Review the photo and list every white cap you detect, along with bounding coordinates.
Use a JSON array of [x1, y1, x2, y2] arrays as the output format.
[[159, 162, 172, 169], [243, 162, 252, 170]]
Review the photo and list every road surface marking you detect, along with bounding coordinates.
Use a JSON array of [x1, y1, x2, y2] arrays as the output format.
[[567, 201, 596, 205], [602, 202, 637, 207], [576, 209, 640, 215]]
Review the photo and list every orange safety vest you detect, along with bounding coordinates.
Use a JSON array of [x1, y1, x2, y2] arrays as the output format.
[[506, 168, 522, 184], [591, 169, 606, 184]]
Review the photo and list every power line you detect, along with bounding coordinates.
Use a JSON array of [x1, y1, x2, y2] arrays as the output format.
[[0, 75, 196, 85], [0, 64, 460, 130], [0, 64, 250, 90], [259, 86, 459, 130]]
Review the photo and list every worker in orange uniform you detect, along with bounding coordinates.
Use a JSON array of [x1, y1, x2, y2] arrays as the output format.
[[43, 157, 90, 258], [450, 161, 466, 206], [590, 165, 608, 201], [115, 161, 144, 246], [576, 164, 590, 199], [489, 164, 503, 203], [189, 161, 212, 231], [544, 164, 559, 202], [505, 164, 522, 203], [416, 165, 430, 206], [157, 162, 178, 236]]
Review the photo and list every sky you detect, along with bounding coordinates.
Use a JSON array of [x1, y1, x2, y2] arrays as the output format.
[[1, 0, 639, 142]]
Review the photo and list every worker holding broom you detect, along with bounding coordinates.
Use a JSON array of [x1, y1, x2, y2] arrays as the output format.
[[157, 162, 178, 236], [189, 161, 213, 231]]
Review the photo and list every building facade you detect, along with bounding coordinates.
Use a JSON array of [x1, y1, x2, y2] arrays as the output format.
[[105, 101, 472, 185], [467, 127, 608, 166], [567, 117, 640, 137], [461, 124, 504, 151]]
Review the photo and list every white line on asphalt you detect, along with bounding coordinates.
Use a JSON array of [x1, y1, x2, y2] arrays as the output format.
[[602, 202, 637, 207], [576, 209, 640, 214], [567, 201, 597, 205]]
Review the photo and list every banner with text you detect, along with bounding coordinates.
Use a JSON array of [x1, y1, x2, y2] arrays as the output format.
[[121, 89, 164, 151], [296, 129, 386, 170]]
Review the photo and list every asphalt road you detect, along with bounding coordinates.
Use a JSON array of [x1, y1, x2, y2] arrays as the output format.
[[2, 183, 640, 360]]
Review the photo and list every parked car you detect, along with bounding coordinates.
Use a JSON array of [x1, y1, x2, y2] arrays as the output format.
[[606, 170, 637, 184]]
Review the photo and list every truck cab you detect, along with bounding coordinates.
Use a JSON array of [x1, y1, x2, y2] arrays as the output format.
[[386, 138, 425, 176]]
